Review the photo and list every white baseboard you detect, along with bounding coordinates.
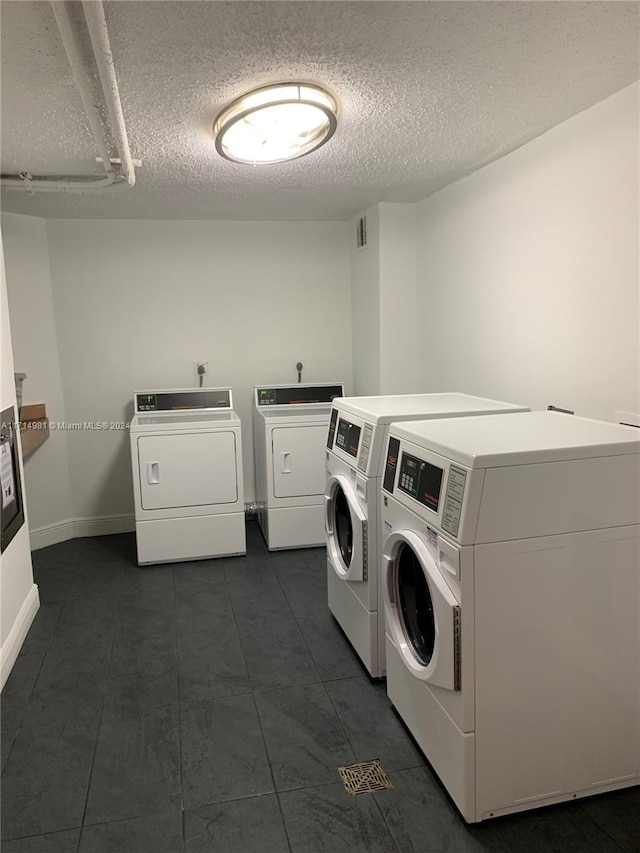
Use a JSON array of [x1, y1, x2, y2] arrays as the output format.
[[30, 514, 136, 551], [1, 583, 40, 690], [72, 514, 135, 540], [30, 519, 76, 550]]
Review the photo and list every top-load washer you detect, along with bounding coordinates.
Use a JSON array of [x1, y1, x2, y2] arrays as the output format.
[[380, 411, 640, 822], [324, 393, 528, 677], [253, 382, 344, 550], [130, 387, 245, 565]]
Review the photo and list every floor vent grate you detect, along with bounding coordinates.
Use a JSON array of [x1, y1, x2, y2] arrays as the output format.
[[338, 759, 392, 795]]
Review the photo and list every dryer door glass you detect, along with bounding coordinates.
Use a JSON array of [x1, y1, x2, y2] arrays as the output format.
[[396, 543, 435, 666], [334, 485, 353, 568]]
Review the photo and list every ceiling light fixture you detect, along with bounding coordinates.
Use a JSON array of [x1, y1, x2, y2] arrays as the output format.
[[213, 83, 337, 165]]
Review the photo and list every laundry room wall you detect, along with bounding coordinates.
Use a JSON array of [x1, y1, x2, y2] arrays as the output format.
[[0, 230, 38, 687], [413, 82, 639, 422], [2, 212, 74, 546], [41, 218, 351, 529], [350, 205, 380, 395], [350, 202, 418, 395], [378, 203, 418, 395]]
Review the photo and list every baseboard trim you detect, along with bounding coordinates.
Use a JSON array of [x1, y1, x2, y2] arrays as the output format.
[[73, 514, 135, 540], [30, 519, 76, 550], [30, 514, 136, 551], [1, 583, 40, 690]]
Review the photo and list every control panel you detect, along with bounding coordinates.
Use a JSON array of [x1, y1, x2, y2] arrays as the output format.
[[383, 436, 469, 539], [135, 389, 232, 413], [335, 417, 361, 458], [397, 452, 444, 514], [255, 384, 344, 406]]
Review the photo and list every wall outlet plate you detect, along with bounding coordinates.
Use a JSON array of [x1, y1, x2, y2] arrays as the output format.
[[195, 362, 208, 375]]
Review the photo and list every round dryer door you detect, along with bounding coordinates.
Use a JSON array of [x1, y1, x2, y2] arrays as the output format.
[[324, 474, 366, 582], [383, 529, 460, 690]]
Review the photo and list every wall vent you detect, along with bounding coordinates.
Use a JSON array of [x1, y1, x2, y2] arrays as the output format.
[[356, 216, 367, 249]]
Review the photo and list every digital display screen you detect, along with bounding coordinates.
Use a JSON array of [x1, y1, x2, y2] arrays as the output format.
[[136, 394, 157, 412], [335, 418, 361, 458], [397, 452, 443, 513], [256, 385, 343, 405], [257, 389, 276, 406]]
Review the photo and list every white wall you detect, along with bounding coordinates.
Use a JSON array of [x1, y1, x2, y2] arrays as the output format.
[[415, 82, 640, 421], [44, 218, 351, 522], [0, 228, 38, 688], [350, 202, 419, 395], [350, 205, 380, 395], [379, 203, 418, 394], [2, 213, 73, 544]]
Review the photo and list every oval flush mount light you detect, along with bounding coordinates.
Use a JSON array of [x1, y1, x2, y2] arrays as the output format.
[[213, 83, 337, 165]]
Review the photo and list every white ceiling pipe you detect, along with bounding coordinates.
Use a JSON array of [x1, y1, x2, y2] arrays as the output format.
[[0, 173, 122, 192], [50, 0, 114, 180], [1, 0, 135, 194], [81, 0, 135, 188]]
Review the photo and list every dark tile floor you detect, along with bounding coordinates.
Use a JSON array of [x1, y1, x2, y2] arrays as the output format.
[[1, 524, 639, 852]]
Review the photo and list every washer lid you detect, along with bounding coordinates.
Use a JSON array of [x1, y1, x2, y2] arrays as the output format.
[[131, 410, 240, 431], [333, 393, 528, 425], [390, 411, 640, 468], [258, 407, 332, 422]]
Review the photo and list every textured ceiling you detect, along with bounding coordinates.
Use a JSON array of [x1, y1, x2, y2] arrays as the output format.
[[1, 1, 638, 221]]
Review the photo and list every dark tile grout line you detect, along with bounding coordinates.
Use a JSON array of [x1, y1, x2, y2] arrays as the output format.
[[251, 691, 295, 853], [24, 541, 129, 850], [268, 538, 376, 799], [6, 646, 49, 732], [172, 557, 188, 853], [572, 804, 630, 853], [223, 533, 295, 853], [76, 616, 119, 852], [2, 571, 80, 770]]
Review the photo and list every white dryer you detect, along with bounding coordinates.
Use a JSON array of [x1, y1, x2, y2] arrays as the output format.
[[380, 411, 640, 822], [130, 388, 245, 565], [253, 382, 344, 550], [325, 393, 528, 677]]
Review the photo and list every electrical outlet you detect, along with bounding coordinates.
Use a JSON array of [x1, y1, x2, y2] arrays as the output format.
[[195, 362, 208, 375]]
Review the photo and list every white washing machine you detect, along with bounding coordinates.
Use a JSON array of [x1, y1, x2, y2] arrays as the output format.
[[380, 411, 640, 822], [130, 388, 245, 565], [253, 382, 344, 550], [325, 393, 528, 677]]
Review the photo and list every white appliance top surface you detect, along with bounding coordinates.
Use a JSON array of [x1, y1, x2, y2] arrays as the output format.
[[131, 411, 240, 430], [257, 406, 332, 422], [335, 393, 528, 424], [391, 411, 640, 468]]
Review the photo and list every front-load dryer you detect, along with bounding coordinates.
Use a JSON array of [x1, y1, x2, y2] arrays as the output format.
[[381, 411, 640, 822], [130, 388, 245, 565], [324, 393, 528, 677], [253, 382, 344, 550]]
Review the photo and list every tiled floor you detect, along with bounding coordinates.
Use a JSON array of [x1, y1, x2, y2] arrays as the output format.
[[1, 524, 639, 852]]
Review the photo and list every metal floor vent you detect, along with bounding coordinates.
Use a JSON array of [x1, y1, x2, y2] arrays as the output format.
[[338, 759, 392, 795]]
